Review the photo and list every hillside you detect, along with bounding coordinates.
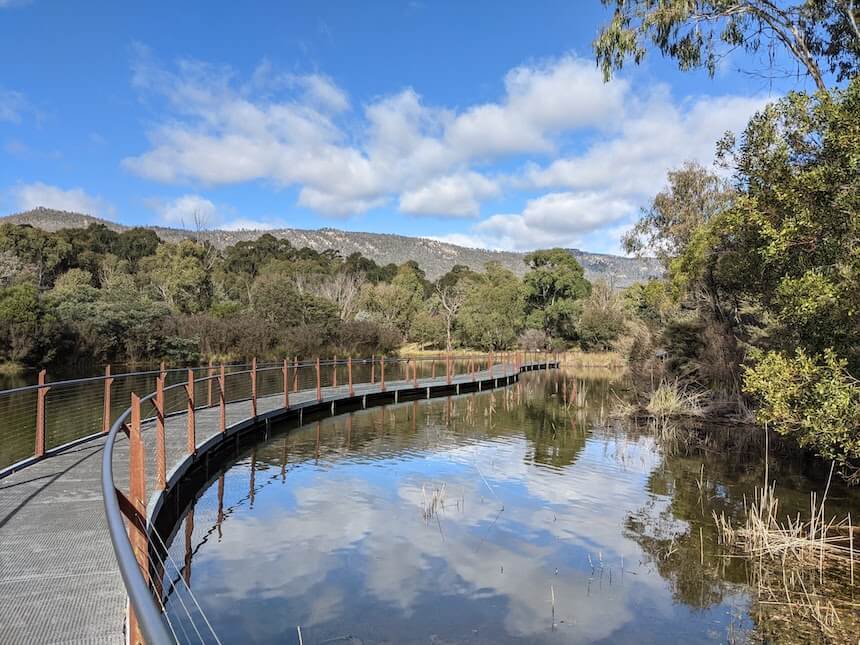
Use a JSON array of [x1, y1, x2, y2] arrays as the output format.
[[1, 207, 662, 285]]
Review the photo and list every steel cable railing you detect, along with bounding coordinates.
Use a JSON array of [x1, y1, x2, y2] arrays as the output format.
[[0, 361, 290, 476], [100, 351, 557, 644]]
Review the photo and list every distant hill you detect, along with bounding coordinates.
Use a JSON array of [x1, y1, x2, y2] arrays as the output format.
[[1, 207, 663, 286]]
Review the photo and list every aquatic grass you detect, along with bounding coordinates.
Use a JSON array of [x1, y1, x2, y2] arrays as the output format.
[[646, 380, 705, 418], [421, 483, 447, 521], [713, 463, 860, 641]]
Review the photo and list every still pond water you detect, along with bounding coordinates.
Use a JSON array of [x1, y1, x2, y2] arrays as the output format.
[[160, 370, 858, 644]]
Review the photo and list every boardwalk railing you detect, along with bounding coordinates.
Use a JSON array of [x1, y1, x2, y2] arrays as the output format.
[[99, 352, 556, 644], [0, 361, 289, 476]]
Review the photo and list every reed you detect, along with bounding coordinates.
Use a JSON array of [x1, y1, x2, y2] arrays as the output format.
[[713, 465, 859, 641]]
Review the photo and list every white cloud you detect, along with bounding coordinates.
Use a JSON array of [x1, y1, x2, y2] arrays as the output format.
[[399, 172, 500, 217], [11, 182, 112, 216], [151, 193, 218, 227], [122, 53, 628, 219], [122, 50, 768, 250], [464, 191, 635, 251], [526, 91, 769, 195], [0, 88, 27, 123]]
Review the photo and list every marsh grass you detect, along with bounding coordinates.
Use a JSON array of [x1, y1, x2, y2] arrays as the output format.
[[713, 465, 859, 642], [421, 483, 447, 521]]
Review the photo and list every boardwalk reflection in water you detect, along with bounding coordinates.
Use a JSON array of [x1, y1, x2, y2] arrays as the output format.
[[161, 371, 755, 644]]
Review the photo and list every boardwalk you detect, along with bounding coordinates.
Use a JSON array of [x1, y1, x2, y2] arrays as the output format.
[[0, 362, 552, 644]]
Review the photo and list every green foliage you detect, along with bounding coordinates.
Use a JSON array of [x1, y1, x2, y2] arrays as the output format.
[[522, 248, 590, 341], [458, 263, 525, 350], [594, 0, 860, 91], [141, 241, 213, 314], [576, 281, 627, 351], [744, 349, 860, 474]]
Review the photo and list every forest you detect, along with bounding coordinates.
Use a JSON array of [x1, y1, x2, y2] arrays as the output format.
[[0, 223, 623, 369]]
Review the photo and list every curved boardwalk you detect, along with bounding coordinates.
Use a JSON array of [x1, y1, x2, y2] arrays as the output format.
[[0, 362, 553, 644]]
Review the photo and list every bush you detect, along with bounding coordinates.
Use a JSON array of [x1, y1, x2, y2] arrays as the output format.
[[518, 329, 548, 351], [743, 348, 860, 477]]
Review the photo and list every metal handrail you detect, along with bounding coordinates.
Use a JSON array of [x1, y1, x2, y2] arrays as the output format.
[[101, 352, 549, 643]]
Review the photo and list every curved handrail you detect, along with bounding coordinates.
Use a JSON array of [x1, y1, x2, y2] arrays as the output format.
[[101, 352, 551, 643]]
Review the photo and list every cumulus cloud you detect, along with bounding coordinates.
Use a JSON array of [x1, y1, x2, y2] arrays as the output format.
[[152, 193, 218, 226], [450, 191, 634, 251], [399, 172, 500, 217], [11, 182, 112, 216], [123, 53, 629, 219], [123, 49, 768, 248]]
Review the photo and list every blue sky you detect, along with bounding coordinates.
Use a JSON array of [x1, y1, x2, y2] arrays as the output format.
[[0, 0, 797, 253]]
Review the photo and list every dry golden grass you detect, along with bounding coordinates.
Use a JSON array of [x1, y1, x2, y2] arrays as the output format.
[[714, 464, 859, 642]]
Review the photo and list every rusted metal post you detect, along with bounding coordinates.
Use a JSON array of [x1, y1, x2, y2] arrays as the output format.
[[102, 364, 114, 434], [251, 357, 258, 417], [489, 351, 494, 376], [284, 358, 290, 408], [186, 368, 196, 455], [412, 357, 418, 387], [431, 358, 436, 379], [35, 369, 49, 458], [207, 359, 214, 407], [332, 356, 337, 388], [380, 355, 386, 392], [470, 355, 475, 381], [371, 354, 376, 383], [128, 391, 147, 645], [447, 353, 452, 385], [348, 357, 354, 396], [219, 364, 226, 433], [316, 357, 322, 401], [155, 375, 166, 491]]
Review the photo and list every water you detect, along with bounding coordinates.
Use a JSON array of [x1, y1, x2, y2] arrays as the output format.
[[160, 370, 860, 644]]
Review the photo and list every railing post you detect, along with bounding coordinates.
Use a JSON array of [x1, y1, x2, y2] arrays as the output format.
[[293, 356, 299, 392], [332, 356, 337, 388], [284, 358, 290, 408], [251, 357, 258, 417], [316, 357, 322, 401], [489, 351, 494, 376], [348, 357, 354, 396], [219, 364, 226, 434], [380, 355, 385, 392], [470, 354, 475, 381], [371, 354, 376, 384], [102, 364, 114, 434], [35, 369, 49, 458], [431, 358, 436, 379], [412, 356, 418, 387], [127, 391, 147, 645], [207, 359, 214, 407], [155, 375, 166, 491], [186, 368, 196, 454], [447, 353, 452, 385]]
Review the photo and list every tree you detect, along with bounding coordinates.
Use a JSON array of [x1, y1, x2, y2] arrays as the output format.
[[360, 263, 426, 337], [114, 227, 160, 265], [435, 283, 467, 352], [0, 283, 42, 362], [623, 162, 734, 269], [457, 263, 525, 350], [522, 248, 590, 340], [142, 241, 213, 314], [576, 280, 628, 351], [0, 224, 71, 287], [594, 0, 860, 92]]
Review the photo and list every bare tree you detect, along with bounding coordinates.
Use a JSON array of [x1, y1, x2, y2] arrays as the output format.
[[316, 272, 366, 320], [436, 284, 466, 352]]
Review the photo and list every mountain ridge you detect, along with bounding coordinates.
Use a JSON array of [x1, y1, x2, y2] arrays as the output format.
[[0, 207, 663, 286]]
